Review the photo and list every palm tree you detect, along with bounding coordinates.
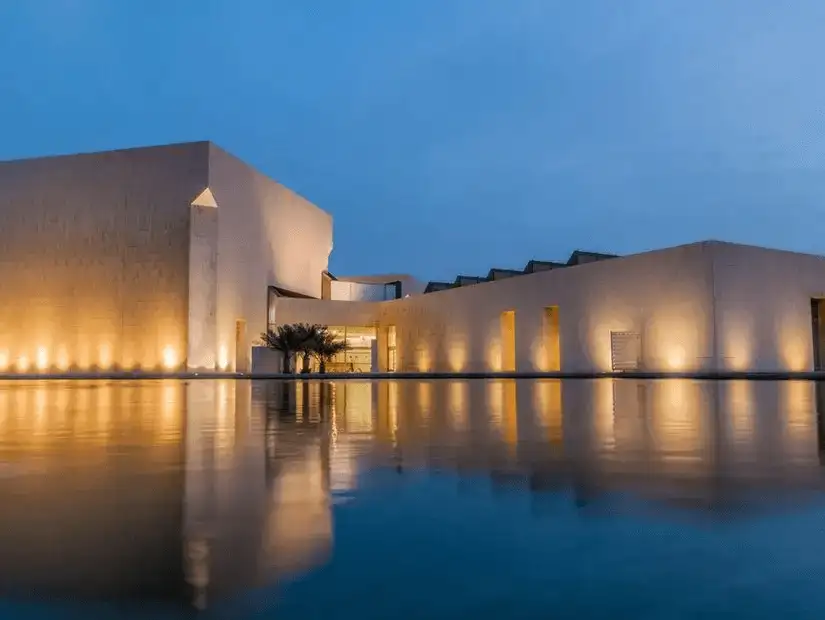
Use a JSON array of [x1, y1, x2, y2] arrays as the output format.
[[314, 329, 348, 374], [294, 323, 323, 373], [260, 324, 307, 373]]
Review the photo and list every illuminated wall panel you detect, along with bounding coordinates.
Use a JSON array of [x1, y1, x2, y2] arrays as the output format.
[[187, 203, 218, 370], [0, 143, 203, 371]]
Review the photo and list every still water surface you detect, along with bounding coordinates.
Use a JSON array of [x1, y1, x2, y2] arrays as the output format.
[[1, 379, 825, 618]]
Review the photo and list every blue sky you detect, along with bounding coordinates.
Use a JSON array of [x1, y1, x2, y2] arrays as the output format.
[[1, 0, 824, 279]]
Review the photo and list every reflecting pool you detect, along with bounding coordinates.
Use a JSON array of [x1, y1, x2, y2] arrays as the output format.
[[1, 379, 825, 618]]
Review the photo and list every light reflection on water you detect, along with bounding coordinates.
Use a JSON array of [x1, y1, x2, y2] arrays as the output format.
[[0, 379, 824, 617]]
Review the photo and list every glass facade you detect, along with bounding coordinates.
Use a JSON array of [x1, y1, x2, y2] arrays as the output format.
[[327, 326, 376, 373], [387, 326, 397, 372]]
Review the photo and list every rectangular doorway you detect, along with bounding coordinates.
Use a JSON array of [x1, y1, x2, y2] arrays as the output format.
[[235, 319, 248, 373], [387, 325, 397, 372], [543, 306, 561, 371], [811, 299, 825, 370], [500, 310, 516, 372]]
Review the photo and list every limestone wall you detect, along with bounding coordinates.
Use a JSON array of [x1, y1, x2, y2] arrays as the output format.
[[208, 145, 333, 371], [0, 142, 208, 371], [377, 242, 716, 373]]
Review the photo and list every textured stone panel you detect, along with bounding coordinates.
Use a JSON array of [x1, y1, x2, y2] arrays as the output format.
[[208, 145, 332, 371], [0, 142, 209, 371], [187, 204, 218, 369]]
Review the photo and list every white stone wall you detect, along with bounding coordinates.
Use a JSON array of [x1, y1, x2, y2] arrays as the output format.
[[187, 204, 218, 370], [208, 145, 332, 371], [377, 242, 716, 373], [0, 142, 207, 371], [711, 242, 825, 372]]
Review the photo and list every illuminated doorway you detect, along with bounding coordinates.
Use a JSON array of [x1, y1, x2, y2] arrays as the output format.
[[500, 310, 516, 372], [543, 306, 561, 371], [327, 326, 377, 372]]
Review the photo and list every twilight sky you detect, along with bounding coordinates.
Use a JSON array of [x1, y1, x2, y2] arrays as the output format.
[[1, 0, 824, 280]]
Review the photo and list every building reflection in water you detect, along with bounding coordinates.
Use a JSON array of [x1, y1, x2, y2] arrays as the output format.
[[1, 378, 825, 608]]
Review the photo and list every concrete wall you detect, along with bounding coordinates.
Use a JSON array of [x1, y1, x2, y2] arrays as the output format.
[[329, 279, 396, 301], [711, 242, 825, 372], [187, 204, 218, 370], [208, 145, 333, 372], [377, 242, 715, 373], [0, 142, 207, 371], [270, 297, 380, 330]]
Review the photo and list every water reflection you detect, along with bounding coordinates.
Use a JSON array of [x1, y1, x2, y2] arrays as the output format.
[[0, 379, 825, 611]]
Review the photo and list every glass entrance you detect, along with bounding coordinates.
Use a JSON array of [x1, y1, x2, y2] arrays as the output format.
[[327, 326, 376, 373]]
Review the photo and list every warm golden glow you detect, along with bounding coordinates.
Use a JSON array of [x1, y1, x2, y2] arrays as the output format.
[[56, 347, 70, 371], [593, 379, 616, 450], [417, 345, 431, 372], [724, 320, 753, 370], [539, 306, 561, 371], [487, 340, 502, 372], [448, 381, 468, 430], [16, 355, 29, 372], [388, 381, 399, 437], [778, 321, 809, 371], [487, 381, 503, 432], [651, 380, 702, 461], [667, 345, 686, 370], [0, 350, 8, 371], [418, 381, 432, 425], [500, 310, 516, 372], [782, 380, 814, 449], [534, 380, 563, 446], [162, 346, 178, 370], [447, 340, 467, 372], [98, 344, 112, 369], [36, 347, 48, 371], [503, 380, 518, 447], [218, 345, 229, 371], [727, 380, 754, 437]]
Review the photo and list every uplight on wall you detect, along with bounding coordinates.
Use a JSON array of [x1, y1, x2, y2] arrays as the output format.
[[36, 347, 48, 371], [218, 345, 229, 371], [447, 341, 467, 372], [99, 344, 112, 369], [0, 351, 8, 371], [17, 355, 29, 372], [667, 345, 686, 370], [417, 345, 431, 372], [56, 348, 70, 371], [162, 346, 178, 370]]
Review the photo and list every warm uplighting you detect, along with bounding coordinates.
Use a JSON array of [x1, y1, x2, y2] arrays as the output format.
[[778, 322, 809, 371], [417, 345, 431, 372], [782, 380, 813, 448], [499, 310, 516, 372], [448, 381, 468, 430], [218, 345, 229, 371], [727, 380, 754, 437], [99, 344, 112, 369], [652, 380, 701, 459], [534, 380, 563, 446], [487, 381, 503, 431], [487, 340, 502, 372], [36, 347, 48, 371], [17, 355, 29, 372], [56, 347, 70, 371], [667, 345, 686, 370], [162, 346, 178, 370], [0, 351, 8, 371], [418, 381, 432, 422], [447, 341, 467, 372], [724, 321, 753, 370]]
